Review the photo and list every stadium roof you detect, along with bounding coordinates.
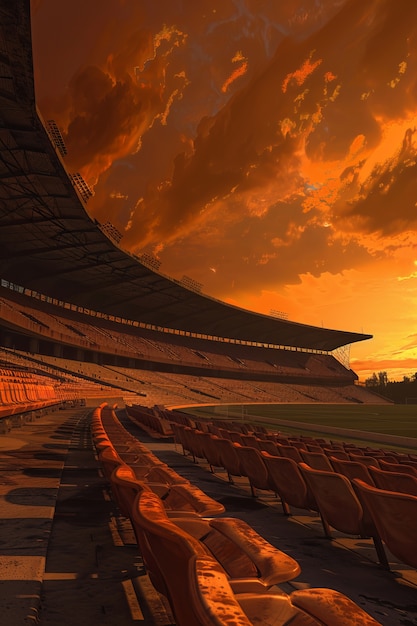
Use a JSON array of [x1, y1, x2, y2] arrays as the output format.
[[0, 1, 372, 352]]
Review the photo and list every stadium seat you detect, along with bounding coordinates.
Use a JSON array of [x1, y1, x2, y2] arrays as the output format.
[[196, 432, 225, 472], [98, 445, 165, 482], [131, 490, 301, 592], [190, 554, 383, 626], [131, 491, 383, 626], [348, 454, 380, 468], [276, 444, 305, 463], [215, 437, 244, 483], [110, 464, 225, 518], [135, 463, 190, 485], [300, 450, 335, 472], [322, 448, 350, 460], [257, 438, 280, 455], [329, 457, 375, 485], [378, 459, 417, 477], [299, 463, 388, 568], [261, 453, 317, 516], [233, 444, 272, 496], [352, 479, 417, 570], [368, 465, 417, 496]]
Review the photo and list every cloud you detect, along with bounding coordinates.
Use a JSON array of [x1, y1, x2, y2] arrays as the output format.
[[32, 1, 417, 382]]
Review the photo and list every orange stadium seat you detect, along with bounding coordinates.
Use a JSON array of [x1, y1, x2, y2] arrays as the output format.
[[131, 490, 301, 593], [109, 464, 225, 519], [215, 437, 244, 483], [378, 458, 417, 477], [367, 465, 417, 497], [300, 450, 335, 472], [299, 463, 388, 568], [261, 453, 317, 516], [190, 554, 383, 626], [329, 457, 375, 485], [131, 491, 382, 626], [276, 444, 305, 463], [353, 479, 417, 570], [233, 444, 272, 497]]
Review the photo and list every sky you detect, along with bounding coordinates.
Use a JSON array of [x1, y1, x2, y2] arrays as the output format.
[[30, 0, 417, 382]]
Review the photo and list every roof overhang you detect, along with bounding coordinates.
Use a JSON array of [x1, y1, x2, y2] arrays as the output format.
[[0, 0, 372, 352]]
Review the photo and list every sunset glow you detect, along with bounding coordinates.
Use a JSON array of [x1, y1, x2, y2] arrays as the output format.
[[31, 0, 417, 381]]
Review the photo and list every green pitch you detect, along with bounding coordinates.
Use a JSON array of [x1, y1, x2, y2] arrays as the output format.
[[182, 403, 417, 445]]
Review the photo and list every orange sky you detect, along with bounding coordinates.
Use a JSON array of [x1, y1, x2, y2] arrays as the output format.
[[31, 0, 417, 382]]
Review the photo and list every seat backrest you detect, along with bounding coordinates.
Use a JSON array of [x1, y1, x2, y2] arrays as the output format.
[[330, 458, 375, 485], [368, 466, 417, 497], [215, 437, 242, 478], [300, 451, 334, 472], [277, 444, 304, 463], [352, 479, 417, 569], [199, 432, 224, 468], [349, 454, 380, 468], [378, 459, 417, 477], [187, 555, 254, 626], [240, 434, 261, 449], [257, 439, 279, 455], [299, 463, 365, 536], [98, 445, 124, 480], [234, 445, 270, 492], [130, 490, 208, 626], [109, 464, 151, 518], [261, 453, 316, 511]]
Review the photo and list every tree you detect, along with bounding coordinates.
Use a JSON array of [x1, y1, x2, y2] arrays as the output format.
[[378, 371, 388, 386], [365, 373, 378, 387]]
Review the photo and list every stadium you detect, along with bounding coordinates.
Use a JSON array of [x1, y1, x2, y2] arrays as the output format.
[[1, 2, 416, 626]]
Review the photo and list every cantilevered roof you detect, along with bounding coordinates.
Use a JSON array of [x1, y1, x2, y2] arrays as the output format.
[[0, 1, 372, 351]]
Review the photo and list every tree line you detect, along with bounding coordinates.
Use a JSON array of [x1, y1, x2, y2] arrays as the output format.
[[364, 371, 417, 403]]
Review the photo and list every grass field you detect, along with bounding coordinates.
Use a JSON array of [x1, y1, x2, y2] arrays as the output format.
[[182, 403, 417, 450]]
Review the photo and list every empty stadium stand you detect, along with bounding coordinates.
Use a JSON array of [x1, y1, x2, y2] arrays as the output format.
[[1, 2, 413, 625]]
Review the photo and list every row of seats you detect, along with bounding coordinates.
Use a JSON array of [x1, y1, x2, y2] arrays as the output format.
[[0, 368, 61, 420], [89, 403, 383, 626], [171, 422, 417, 572], [126, 404, 173, 437]]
